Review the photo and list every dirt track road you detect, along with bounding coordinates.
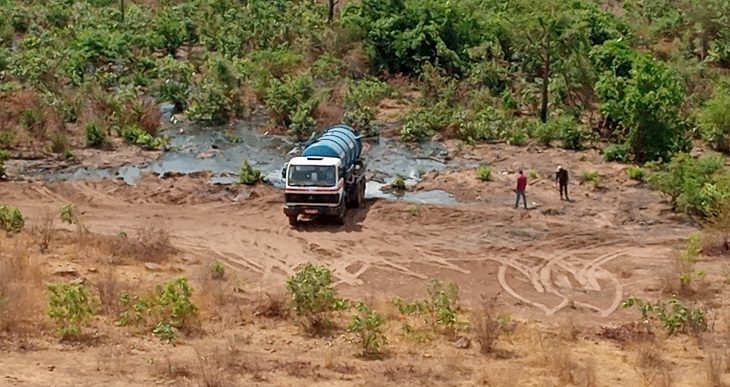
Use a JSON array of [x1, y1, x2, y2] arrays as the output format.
[[1, 170, 694, 322]]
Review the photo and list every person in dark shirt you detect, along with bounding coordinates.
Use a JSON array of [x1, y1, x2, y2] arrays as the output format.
[[514, 170, 528, 209], [556, 165, 569, 201]]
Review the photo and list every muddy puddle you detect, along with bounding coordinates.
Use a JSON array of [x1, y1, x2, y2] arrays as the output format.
[[18, 118, 459, 205]]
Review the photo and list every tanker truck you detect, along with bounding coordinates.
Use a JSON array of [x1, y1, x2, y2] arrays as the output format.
[[282, 124, 366, 226]]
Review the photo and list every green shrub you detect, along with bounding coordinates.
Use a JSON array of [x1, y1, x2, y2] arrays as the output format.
[[239, 160, 263, 185], [47, 283, 95, 339], [121, 126, 167, 150], [604, 144, 629, 162], [528, 169, 539, 179], [286, 263, 347, 333], [646, 153, 729, 216], [627, 166, 645, 181], [60, 204, 77, 225], [186, 56, 245, 124], [85, 122, 106, 148], [698, 87, 730, 152], [559, 121, 588, 150], [581, 170, 601, 188], [675, 233, 705, 293], [531, 121, 560, 145], [118, 277, 199, 343], [391, 175, 407, 191], [348, 302, 387, 358], [392, 279, 464, 336], [0, 205, 24, 233], [264, 74, 318, 140], [622, 295, 706, 335], [457, 106, 507, 143], [343, 78, 390, 135], [154, 56, 193, 112], [210, 260, 225, 281], [0, 149, 9, 177], [476, 165, 492, 181], [401, 102, 455, 142]]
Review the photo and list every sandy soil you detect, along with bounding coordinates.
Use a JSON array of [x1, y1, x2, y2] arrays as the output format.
[[1, 143, 728, 386]]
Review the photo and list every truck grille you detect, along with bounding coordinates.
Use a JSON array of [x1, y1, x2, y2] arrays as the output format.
[[285, 193, 340, 204]]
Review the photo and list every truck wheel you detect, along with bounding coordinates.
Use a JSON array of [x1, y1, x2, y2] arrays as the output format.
[[334, 211, 346, 225], [356, 180, 365, 208], [288, 215, 298, 226]]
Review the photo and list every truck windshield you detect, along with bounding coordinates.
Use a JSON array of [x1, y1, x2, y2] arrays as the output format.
[[288, 165, 337, 187]]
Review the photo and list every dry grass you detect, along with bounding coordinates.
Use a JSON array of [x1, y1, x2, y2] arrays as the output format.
[[0, 240, 44, 335], [112, 225, 175, 262], [472, 295, 503, 355], [31, 211, 55, 253], [253, 292, 289, 319], [95, 270, 122, 316], [195, 347, 229, 387], [634, 343, 671, 387]]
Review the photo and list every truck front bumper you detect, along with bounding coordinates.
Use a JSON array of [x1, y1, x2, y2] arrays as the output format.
[[284, 203, 344, 218]]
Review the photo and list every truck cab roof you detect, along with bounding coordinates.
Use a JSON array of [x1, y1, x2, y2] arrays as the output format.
[[288, 156, 341, 167]]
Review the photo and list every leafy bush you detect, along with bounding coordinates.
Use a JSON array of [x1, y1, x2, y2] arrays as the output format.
[[476, 165, 492, 181], [581, 170, 601, 188], [675, 233, 705, 293], [265, 74, 318, 140], [457, 106, 507, 143], [210, 260, 225, 281], [646, 153, 728, 216], [121, 126, 166, 150], [0, 149, 8, 177], [559, 120, 588, 150], [594, 44, 687, 161], [623, 296, 707, 335], [348, 302, 387, 358], [154, 56, 193, 112], [239, 160, 263, 185], [698, 87, 730, 152], [85, 122, 106, 148], [390, 175, 406, 191], [286, 264, 347, 333], [118, 277, 199, 343], [343, 0, 483, 75], [0, 205, 24, 233], [60, 204, 77, 225], [604, 144, 629, 162], [186, 56, 245, 124], [401, 106, 452, 141], [343, 78, 390, 135], [393, 279, 464, 336], [627, 166, 645, 181], [47, 283, 95, 339]]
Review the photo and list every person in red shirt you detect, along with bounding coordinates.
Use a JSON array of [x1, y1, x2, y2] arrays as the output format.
[[515, 170, 528, 209]]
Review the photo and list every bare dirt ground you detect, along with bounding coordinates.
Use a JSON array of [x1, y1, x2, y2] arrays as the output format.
[[1, 142, 729, 386]]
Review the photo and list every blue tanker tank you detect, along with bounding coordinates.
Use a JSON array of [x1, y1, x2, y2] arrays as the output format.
[[301, 125, 363, 169]]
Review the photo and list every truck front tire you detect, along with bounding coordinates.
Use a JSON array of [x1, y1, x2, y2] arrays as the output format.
[[288, 214, 298, 226]]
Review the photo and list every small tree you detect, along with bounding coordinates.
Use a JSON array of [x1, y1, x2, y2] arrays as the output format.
[[239, 160, 263, 185], [0, 205, 24, 233], [47, 283, 95, 339], [286, 264, 346, 333], [348, 302, 387, 358]]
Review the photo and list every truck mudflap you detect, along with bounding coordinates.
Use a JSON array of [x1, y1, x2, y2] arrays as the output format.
[[284, 202, 346, 226]]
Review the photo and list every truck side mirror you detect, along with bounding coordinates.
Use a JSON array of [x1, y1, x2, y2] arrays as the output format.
[[281, 165, 287, 179]]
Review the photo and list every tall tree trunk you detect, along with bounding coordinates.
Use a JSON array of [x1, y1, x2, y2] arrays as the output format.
[[120, 0, 125, 22], [328, 0, 338, 23], [540, 51, 550, 123]]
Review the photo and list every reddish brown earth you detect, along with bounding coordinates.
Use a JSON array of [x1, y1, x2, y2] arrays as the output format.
[[1, 142, 729, 386]]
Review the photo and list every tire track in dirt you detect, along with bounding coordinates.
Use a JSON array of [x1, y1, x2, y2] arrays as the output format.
[[1, 180, 693, 319]]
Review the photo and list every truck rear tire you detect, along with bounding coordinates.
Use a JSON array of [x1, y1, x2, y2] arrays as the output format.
[[288, 214, 298, 226], [357, 180, 365, 207]]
